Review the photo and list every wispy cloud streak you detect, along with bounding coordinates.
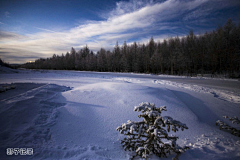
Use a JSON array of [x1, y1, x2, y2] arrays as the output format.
[[34, 27, 57, 33], [4, 11, 10, 18]]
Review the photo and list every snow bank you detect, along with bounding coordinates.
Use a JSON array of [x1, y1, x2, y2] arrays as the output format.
[[113, 77, 141, 83], [154, 80, 240, 103], [182, 132, 240, 159], [0, 65, 19, 74]]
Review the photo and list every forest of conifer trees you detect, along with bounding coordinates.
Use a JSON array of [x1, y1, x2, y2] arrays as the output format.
[[21, 19, 240, 78]]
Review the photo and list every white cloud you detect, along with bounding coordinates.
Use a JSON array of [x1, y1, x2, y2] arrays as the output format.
[[0, 31, 26, 41], [67, 0, 208, 43], [110, 0, 153, 17]]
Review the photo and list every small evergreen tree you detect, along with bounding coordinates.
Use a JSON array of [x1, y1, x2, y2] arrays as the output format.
[[117, 102, 189, 160], [216, 116, 240, 137]]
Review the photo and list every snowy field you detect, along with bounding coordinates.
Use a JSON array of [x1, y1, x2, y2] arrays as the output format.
[[0, 66, 240, 160]]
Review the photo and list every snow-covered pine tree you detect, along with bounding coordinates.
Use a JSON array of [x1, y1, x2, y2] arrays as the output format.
[[216, 116, 240, 137], [116, 102, 189, 160]]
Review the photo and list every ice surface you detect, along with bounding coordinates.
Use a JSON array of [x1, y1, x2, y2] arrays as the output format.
[[0, 68, 240, 159]]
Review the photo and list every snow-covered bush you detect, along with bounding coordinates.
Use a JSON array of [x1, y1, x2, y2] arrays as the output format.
[[116, 102, 189, 160], [216, 116, 240, 137], [0, 84, 16, 93]]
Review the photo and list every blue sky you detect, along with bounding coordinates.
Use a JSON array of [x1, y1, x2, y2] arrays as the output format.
[[0, 0, 240, 64]]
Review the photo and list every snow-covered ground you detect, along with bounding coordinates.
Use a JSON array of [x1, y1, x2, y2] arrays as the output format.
[[0, 66, 240, 160]]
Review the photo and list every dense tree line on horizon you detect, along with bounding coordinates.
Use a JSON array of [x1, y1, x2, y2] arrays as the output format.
[[21, 19, 240, 78]]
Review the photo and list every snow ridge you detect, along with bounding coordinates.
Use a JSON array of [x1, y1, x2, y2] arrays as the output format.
[[154, 80, 240, 103]]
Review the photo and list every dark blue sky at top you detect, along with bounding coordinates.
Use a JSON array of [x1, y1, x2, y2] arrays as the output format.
[[1, 0, 239, 34], [0, 0, 240, 64], [0, 0, 118, 32]]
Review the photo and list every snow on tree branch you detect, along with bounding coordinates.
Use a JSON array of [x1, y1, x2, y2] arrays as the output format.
[[117, 102, 189, 160], [216, 116, 240, 137]]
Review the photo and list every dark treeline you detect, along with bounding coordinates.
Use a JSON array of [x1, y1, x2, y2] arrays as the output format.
[[0, 58, 14, 69], [22, 19, 240, 77]]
